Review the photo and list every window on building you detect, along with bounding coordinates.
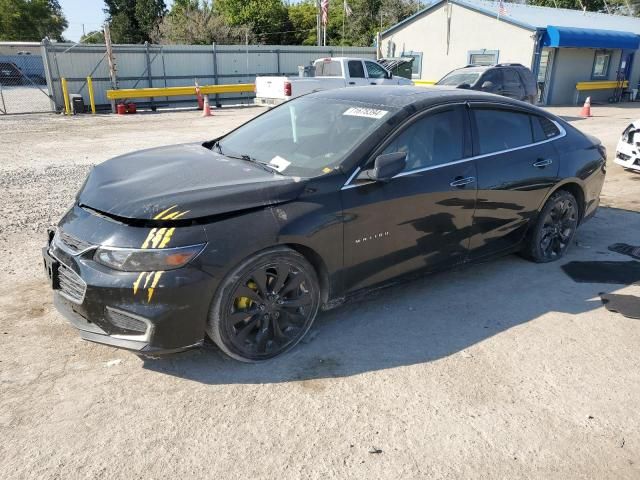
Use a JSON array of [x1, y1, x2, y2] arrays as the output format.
[[468, 50, 499, 66], [473, 109, 533, 154], [348, 60, 365, 78], [592, 50, 611, 78], [382, 109, 465, 171]]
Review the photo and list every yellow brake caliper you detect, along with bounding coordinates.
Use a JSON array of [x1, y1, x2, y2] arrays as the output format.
[[235, 280, 258, 310]]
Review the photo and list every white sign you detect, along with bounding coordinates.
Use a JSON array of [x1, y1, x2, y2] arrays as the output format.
[[269, 156, 291, 172], [343, 107, 388, 119]]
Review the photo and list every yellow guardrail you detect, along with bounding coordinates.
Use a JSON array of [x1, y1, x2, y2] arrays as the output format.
[[413, 80, 437, 86], [575, 80, 628, 91], [106, 83, 254, 100]]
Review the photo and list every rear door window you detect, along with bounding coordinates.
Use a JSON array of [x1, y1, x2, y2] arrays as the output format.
[[531, 115, 561, 141], [365, 61, 388, 79], [503, 69, 525, 98], [473, 109, 534, 154], [315, 60, 342, 77], [348, 60, 365, 78]]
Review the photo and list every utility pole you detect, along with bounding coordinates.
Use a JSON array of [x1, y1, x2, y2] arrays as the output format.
[[104, 23, 117, 113], [316, 0, 322, 47]]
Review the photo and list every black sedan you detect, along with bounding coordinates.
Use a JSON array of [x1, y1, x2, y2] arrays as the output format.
[[43, 86, 606, 362]]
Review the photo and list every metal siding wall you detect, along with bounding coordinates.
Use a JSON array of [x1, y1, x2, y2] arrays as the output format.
[[42, 43, 376, 110], [548, 48, 624, 105]]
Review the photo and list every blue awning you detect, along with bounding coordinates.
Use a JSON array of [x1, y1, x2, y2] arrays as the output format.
[[542, 26, 640, 50]]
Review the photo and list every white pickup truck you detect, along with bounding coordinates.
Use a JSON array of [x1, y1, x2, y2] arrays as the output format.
[[255, 57, 413, 106]]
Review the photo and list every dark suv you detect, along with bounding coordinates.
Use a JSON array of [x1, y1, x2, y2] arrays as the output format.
[[436, 64, 537, 104]]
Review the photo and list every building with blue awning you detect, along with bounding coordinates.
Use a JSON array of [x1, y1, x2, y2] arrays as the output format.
[[380, 0, 640, 104]]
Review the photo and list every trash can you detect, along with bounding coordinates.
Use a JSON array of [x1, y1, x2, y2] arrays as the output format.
[[69, 94, 85, 114]]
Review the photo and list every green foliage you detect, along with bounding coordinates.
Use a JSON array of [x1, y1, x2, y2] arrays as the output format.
[[287, 0, 421, 47], [104, 0, 167, 43], [105, 0, 423, 46], [80, 30, 106, 44], [153, 0, 254, 44], [528, 0, 617, 12], [0, 0, 68, 41], [215, 0, 291, 44], [287, 1, 318, 45]]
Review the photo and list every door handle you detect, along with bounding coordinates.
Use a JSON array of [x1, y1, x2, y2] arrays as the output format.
[[370, 82, 377, 85], [533, 158, 553, 168], [450, 176, 476, 188], [348, 81, 356, 85]]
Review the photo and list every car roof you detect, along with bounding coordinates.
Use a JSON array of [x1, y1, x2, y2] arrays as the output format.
[[308, 85, 528, 109]]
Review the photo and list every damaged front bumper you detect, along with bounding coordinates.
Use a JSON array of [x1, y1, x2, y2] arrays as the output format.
[[43, 207, 218, 355], [615, 126, 640, 172]]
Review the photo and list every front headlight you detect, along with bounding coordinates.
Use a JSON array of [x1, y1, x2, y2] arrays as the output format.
[[93, 244, 205, 272]]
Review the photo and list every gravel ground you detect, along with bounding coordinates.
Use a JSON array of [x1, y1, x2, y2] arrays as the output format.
[[0, 85, 52, 114], [0, 103, 639, 479]]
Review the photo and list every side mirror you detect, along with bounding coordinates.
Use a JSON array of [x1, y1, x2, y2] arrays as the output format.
[[481, 80, 494, 91], [457, 83, 471, 89], [358, 152, 407, 182]]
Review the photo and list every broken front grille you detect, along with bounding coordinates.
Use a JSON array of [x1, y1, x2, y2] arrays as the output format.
[[58, 230, 93, 254], [58, 263, 87, 304]]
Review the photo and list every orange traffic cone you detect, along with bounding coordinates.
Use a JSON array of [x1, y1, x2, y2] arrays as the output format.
[[202, 95, 212, 117], [580, 96, 592, 117]]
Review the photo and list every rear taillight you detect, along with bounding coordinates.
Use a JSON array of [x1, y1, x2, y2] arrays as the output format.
[[284, 81, 292, 97]]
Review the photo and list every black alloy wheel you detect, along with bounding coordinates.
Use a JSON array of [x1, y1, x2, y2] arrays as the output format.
[[207, 247, 320, 362], [524, 190, 579, 263]]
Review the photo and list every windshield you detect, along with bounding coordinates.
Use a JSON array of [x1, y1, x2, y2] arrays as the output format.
[[216, 97, 395, 177], [437, 71, 481, 86]]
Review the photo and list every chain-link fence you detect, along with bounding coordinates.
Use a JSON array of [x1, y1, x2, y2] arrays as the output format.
[[0, 43, 54, 114], [0, 40, 377, 114], [43, 41, 377, 112]]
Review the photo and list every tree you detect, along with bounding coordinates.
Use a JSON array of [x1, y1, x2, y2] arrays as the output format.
[[104, 0, 167, 43], [0, 0, 68, 41], [216, 0, 291, 44], [152, 1, 254, 44], [80, 30, 105, 44], [287, 0, 421, 47], [287, 1, 318, 46], [528, 0, 607, 11]]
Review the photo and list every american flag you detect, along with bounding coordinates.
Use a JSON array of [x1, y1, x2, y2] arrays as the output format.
[[498, 0, 508, 16], [344, 0, 352, 17], [321, 0, 329, 26]]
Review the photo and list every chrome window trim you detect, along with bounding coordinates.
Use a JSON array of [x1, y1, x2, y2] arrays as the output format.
[[341, 119, 566, 190]]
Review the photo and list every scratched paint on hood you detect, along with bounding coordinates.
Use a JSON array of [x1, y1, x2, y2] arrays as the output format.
[[78, 143, 307, 221]]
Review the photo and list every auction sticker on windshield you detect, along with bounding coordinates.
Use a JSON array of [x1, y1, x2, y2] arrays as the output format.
[[343, 107, 388, 119], [269, 156, 292, 172]]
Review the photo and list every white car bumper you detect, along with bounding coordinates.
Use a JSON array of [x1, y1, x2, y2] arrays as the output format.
[[615, 138, 640, 171], [615, 121, 640, 172]]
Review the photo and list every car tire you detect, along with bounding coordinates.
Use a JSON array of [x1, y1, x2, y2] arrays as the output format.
[[522, 189, 579, 263], [206, 247, 321, 362]]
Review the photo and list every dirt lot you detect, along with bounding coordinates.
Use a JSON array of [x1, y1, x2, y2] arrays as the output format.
[[1, 103, 639, 479]]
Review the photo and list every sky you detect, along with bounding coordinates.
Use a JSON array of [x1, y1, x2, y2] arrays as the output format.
[[59, 0, 175, 42]]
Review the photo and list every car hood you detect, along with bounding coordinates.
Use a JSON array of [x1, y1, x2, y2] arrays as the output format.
[[78, 143, 307, 221]]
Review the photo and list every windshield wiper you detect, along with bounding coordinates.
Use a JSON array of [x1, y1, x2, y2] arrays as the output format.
[[226, 152, 283, 175]]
